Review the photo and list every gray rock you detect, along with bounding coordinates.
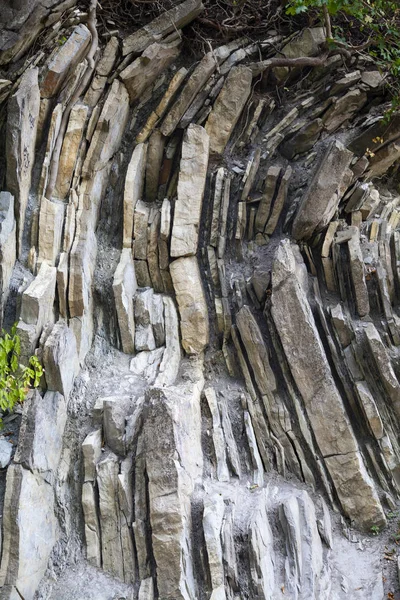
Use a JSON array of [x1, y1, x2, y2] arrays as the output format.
[[0, 438, 12, 468], [170, 124, 209, 257], [271, 240, 385, 530], [6, 68, 40, 255], [292, 140, 353, 240], [0, 192, 16, 327], [170, 256, 209, 355], [43, 320, 79, 398]]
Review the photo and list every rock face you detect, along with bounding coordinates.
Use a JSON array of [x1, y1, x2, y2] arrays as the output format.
[[40, 25, 91, 98], [3, 6, 400, 600], [6, 67, 40, 254], [271, 241, 385, 530], [170, 124, 209, 257], [206, 65, 252, 154], [292, 140, 353, 240], [0, 192, 16, 325], [170, 256, 209, 354]]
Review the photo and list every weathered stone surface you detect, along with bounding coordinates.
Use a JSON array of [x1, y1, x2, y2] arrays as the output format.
[[280, 491, 324, 599], [248, 491, 275, 599], [281, 119, 323, 159], [161, 52, 217, 137], [0, 464, 58, 600], [323, 89, 367, 133], [130, 347, 165, 383], [203, 493, 225, 591], [40, 25, 91, 98], [265, 165, 292, 235], [120, 39, 180, 103], [20, 261, 56, 327], [0, 438, 12, 468], [139, 578, 155, 600], [43, 320, 79, 398], [6, 68, 40, 255], [82, 429, 102, 482], [282, 27, 325, 59], [236, 305, 276, 396], [255, 166, 281, 233], [103, 396, 133, 457], [205, 66, 252, 155], [365, 323, 400, 419], [96, 36, 119, 77], [82, 481, 102, 568], [347, 231, 370, 317], [145, 130, 165, 202], [113, 248, 137, 354], [204, 388, 229, 482], [134, 200, 149, 260], [154, 296, 181, 387], [82, 80, 130, 179], [123, 143, 147, 248], [171, 124, 209, 257], [365, 141, 400, 179], [37, 197, 65, 267], [96, 452, 125, 581], [54, 103, 88, 200], [0, 192, 16, 325], [143, 382, 202, 600], [355, 381, 384, 440], [15, 390, 67, 476], [271, 241, 385, 529], [292, 141, 353, 240], [123, 0, 203, 55], [170, 256, 209, 354], [137, 67, 187, 143]]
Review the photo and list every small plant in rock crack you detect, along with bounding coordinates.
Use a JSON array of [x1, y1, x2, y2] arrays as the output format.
[[0, 324, 43, 428], [370, 524, 380, 535]]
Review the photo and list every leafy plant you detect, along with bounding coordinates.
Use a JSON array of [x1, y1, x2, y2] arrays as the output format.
[[370, 524, 380, 535], [0, 325, 43, 427], [285, 0, 400, 95]]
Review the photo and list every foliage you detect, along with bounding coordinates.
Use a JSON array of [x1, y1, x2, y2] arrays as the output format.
[[370, 524, 380, 535], [285, 1, 400, 81], [0, 325, 43, 427]]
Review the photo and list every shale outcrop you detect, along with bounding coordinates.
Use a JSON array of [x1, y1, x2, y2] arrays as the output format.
[[1, 1, 400, 599]]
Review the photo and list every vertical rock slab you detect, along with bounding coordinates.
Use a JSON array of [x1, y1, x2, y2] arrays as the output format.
[[6, 68, 40, 255], [171, 124, 209, 257], [292, 141, 353, 240], [113, 248, 137, 354], [0, 464, 58, 600], [82, 481, 102, 568], [96, 452, 125, 582], [40, 24, 91, 98], [248, 491, 275, 600], [123, 143, 147, 248], [42, 320, 79, 398], [170, 256, 209, 354], [160, 52, 217, 137], [82, 80, 130, 179], [143, 384, 202, 599], [203, 493, 225, 594], [37, 197, 65, 267], [54, 103, 88, 200], [348, 230, 370, 317], [205, 66, 252, 155], [154, 296, 181, 387], [120, 39, 180, 104], [271, 240, 385, 530], [0, 192, 16, 326]]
